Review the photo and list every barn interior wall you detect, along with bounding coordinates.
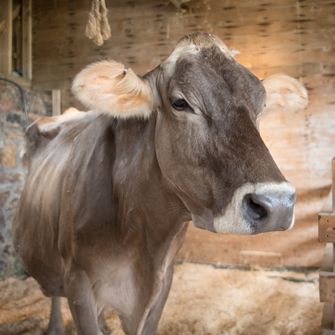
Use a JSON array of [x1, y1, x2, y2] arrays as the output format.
[[31, 0, 335, 267]]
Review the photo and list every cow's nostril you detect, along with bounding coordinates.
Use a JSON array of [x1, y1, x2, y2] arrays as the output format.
[[288, 193, 296, 205], [243, 194, 268, 221]]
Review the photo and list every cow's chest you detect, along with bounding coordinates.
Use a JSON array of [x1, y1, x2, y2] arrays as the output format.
[[91, 257, 140, 317]]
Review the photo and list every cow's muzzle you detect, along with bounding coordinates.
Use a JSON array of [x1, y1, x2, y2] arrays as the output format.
[[242, 188, 295, 233], [213, 182, 295, 234]]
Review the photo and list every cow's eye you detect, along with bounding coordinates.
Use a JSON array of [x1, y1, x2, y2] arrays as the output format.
[[171, 98, 189, 111]]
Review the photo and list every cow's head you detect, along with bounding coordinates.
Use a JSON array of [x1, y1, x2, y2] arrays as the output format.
[[73, 32, 299, 235]]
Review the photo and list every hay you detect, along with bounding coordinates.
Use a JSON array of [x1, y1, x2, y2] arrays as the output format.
[[0, 263, 321, 335]]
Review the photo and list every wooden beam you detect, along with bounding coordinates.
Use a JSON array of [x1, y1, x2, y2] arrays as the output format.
[[321, 244, 334, 272], [22, 0, 32, 81], [320, 271, 335, 303], [322, 304, 335, 335], [0, 0, 12, 76], [52, 89, 61, 116], [12, 3, 21, 20], [319, 214, 335, 243]]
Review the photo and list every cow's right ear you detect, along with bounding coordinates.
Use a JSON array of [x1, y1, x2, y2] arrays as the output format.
[[72, 60, 154, 119], [261, 74, 308, 114]]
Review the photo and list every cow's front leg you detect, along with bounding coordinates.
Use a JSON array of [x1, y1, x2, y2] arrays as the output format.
[[45, 296, 65, 335], [66, 268, 103, 335], [120, 223, 188, 335], [139, 265, 174, 335], [120, 265, 174, 335]]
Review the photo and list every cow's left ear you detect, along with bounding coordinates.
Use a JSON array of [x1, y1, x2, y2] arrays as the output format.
[[261, 74, 308, 114], [72, 60, 153, 119]]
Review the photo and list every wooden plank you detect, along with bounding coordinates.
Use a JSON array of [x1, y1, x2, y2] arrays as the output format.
[[4, 73, 30, 88], [320, 162, 335, 335], [239, 250, 282, 267], [322, 331, 335, 335], [22, 0, 32, 81], [321, 244, 334, 273], [0, 0, 12, 76], [319, 214, 335, 243], [320, 271, 335, 303], [322, 303, 335, 333], [52, 89, 61, 116], [0, 0, 31, 85]]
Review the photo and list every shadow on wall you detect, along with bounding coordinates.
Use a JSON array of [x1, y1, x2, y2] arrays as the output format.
[[0, 80, 52, 278]]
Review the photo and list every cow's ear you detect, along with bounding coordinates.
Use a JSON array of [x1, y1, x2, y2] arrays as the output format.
[[262, 74, 308, 114], [72, 60, 153, 119]]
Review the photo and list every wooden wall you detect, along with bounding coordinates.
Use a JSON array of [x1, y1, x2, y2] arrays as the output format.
[[32, 0, 335, 267]]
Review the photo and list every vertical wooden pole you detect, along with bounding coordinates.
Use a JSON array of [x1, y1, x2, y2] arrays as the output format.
[[22, 0, 32, 81], [332, 158, 335, 329], [319, 159, 335, 334], [0, 0, 12, 76], [52, 89, 61, 116]]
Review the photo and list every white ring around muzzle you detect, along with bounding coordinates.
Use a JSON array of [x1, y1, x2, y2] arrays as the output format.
[[213, 182, 296, 234]]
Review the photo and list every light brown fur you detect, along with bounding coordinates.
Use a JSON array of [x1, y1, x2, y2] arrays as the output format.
[[13, 33, 295, 335], [72, 60, 153, 119]]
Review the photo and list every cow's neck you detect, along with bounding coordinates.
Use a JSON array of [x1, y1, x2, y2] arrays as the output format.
[[112, 116, 190, 251]]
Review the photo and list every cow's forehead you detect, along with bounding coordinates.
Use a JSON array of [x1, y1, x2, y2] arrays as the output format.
[[169, 33, 233, 61], [163, 33, 234, 73], [162, 33, 265, 113]]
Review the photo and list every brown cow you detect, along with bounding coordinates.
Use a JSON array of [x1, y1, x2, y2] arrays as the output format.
[[13, 33, 296, 335]]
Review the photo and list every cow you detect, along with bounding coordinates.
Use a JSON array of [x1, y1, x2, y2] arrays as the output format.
[[13, 32, 297, 335]]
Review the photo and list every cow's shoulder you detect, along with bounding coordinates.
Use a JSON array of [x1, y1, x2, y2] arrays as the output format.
[[21, 108, 118, 260], [35, 107, 87, 137], [25, 108, 93, 160]]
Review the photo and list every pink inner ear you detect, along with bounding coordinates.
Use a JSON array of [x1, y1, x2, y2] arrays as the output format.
[[72, 60, 153, 118], [279, 87, 294, 95], [93, 76, 111, 85]]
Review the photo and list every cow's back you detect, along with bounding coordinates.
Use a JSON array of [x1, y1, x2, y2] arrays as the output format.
[[13, 110, 116, 295]]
